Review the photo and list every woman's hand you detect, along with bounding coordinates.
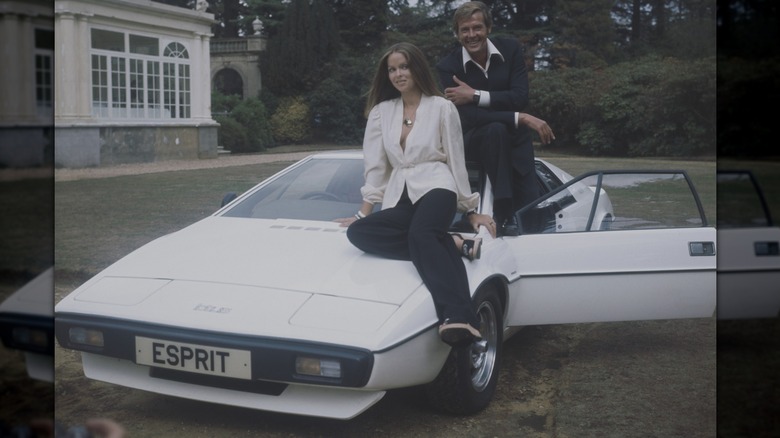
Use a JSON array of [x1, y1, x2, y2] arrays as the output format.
[[468, 212, 497, 238], [334, 216, 359, 227]]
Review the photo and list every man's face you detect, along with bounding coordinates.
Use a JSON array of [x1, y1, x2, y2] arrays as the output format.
[[457, 11, 490, 58]]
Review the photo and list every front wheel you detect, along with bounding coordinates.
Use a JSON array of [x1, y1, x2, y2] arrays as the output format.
[[425, 286, 504, 415]]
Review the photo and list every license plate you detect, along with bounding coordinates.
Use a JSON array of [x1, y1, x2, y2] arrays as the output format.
[[135, 336, 251, 380]]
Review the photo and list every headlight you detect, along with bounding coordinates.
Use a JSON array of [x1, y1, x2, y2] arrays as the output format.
[[68, 327, 105, 347], [295, 356, 341, 379], [12, 327, 49, 350]]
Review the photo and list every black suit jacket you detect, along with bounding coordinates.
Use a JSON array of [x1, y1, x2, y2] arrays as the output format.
[[436, 37, 534, 175]]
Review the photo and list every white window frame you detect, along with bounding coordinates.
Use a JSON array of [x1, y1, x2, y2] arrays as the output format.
[[35, 29, 54, 118], [89, 26, 191, 121]]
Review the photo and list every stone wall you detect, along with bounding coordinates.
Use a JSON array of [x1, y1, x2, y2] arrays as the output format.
[[55, 125, 218, 168]]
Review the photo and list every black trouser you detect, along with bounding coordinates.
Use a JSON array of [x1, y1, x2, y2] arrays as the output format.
[[346, 188, 478, 326], [465, 122, 540, 221]]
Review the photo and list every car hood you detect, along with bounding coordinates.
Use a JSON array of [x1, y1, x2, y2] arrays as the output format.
[[56, 217, 434, 349]]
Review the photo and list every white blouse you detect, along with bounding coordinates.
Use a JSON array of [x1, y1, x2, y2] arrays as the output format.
[[360, 94, 480, 213]]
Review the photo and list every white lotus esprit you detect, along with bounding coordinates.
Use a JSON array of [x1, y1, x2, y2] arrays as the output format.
[[54, 151, 716, 419]]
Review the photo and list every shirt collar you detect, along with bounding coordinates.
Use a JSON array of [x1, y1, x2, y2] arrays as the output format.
[[461, 38, 504, 72]]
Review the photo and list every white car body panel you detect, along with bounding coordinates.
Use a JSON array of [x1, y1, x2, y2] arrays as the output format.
[[57, 217, 444, 351], [81, 353, 387, 419], [715, 169, 780, 319], [717, 227, 780, 319], [505, 227, 716, 325]]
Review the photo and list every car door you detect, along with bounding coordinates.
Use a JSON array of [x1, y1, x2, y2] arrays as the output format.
[[503, 170, 717, 326], [716, 170, 780, 319]]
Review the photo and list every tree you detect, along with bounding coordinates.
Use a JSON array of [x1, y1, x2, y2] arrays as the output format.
[[262, 0, 341, 95], [152, 0, 192, 7], [243, 0, 288, 38], [328, 0, 390, 53], [209, 0, 247, 38], [549, 0, 616, 68]]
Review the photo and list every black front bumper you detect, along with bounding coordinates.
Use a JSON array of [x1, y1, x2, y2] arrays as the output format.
[[55, 313, 373, 388]]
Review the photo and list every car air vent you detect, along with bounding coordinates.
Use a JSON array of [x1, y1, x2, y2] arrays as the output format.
[[269, 224, 346, 233]]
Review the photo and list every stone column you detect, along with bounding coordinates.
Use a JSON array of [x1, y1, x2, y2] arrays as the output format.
[[54, 11, 92, 122], [0, 13, 36, 124]]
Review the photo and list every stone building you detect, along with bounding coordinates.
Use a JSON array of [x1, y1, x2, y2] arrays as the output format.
[[0, 0, 54, 167], [54, 0, 219, 168], [211, 17, 266, 100]]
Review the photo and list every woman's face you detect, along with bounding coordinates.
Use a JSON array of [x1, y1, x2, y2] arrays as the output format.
[[387, 52, 416, 94]]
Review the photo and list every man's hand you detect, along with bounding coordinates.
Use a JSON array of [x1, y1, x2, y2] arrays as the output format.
[[444, 76, 476, 106], [518, 113, 556, 144]]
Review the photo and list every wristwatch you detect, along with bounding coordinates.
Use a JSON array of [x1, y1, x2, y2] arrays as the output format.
[[472, 90, 481, 104]]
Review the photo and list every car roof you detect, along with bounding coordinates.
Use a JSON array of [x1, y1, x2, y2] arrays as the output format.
[[307, 149, 364, 160], [306, 149, 552, 168]]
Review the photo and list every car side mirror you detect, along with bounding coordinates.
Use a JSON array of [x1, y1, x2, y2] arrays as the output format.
[[221, 192, 237, 208]]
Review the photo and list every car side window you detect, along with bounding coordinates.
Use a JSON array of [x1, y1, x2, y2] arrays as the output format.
[[717, 171, 772, 228], [517, 171, 707, 235], [535, 161, 564, 192]]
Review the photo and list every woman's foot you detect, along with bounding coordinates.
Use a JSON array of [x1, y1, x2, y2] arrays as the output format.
[[438, 319, 482, 346], [452, 233, 482, 261]]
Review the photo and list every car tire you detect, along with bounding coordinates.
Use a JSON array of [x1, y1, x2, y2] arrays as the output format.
[[425, 286, 503, 415]]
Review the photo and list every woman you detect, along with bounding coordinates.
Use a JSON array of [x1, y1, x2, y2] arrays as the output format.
[[337, 42, 496, 346]]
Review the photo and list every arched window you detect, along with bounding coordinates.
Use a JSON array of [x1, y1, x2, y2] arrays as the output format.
[[164, 42, 189, 59], [163, 42, 190, 119]]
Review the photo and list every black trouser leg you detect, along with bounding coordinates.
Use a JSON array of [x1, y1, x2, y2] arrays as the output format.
[[465, 122, 514, 222], [346, 189, 478, 326], [465, 122, 514, 202], [511, 140, 540, 211]]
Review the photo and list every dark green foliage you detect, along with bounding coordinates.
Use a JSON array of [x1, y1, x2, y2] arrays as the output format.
[[213, 92, 274, 152], [307, 53, 373, 145], [552, 0, 616, 68], [209, 0, 247, 38], [539, 56, 716, 157], [528, 68, 597, 151], [242, 0, 287, 38], [152, 0, 192, 7], [263, 0, 340, 96], [717, 0, 780, 158], [215, 116, 250, 152], [331, 0, 389, 53], [232, 98, 275, 151], [309, 78, 365, 145]]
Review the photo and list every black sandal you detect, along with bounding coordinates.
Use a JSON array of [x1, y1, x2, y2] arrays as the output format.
[[453, 233, 482, 261], [438, 319, 482, 346]]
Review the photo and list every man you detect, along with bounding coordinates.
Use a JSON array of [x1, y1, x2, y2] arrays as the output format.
[[437, 1, 554, 236]]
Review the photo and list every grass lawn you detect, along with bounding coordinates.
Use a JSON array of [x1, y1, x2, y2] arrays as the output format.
[[0, 176, 54, 278]]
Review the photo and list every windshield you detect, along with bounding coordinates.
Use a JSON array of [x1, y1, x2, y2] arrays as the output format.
[[221, 157, 368, 221]]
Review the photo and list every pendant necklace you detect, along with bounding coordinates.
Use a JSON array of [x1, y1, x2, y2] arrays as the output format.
[[404, 97, 420, 126], [403, 103, 418, 127]]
